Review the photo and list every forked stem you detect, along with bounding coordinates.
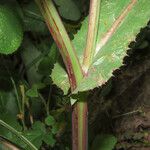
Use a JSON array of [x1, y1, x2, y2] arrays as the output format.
[[35, 1, 100, 150], [72, 1, 101, 149]]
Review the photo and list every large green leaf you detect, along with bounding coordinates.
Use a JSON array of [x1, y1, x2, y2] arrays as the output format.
[[52, 0, 150, 93], [75, 0, 150, 92]]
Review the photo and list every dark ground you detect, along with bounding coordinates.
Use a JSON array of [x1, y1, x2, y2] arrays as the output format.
[[89, 23, 150, 150]]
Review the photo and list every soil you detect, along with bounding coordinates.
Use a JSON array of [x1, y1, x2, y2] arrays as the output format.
[[89, 23, 150, 149]]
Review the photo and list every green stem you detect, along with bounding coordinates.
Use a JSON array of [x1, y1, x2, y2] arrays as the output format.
[[83, 0, 101, 73], [35, 0, 83, 89], [0, 120, 38, 150], [72, 99, 88, 150]]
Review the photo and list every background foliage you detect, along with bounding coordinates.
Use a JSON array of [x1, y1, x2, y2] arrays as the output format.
[[0, 0, 150, 149]]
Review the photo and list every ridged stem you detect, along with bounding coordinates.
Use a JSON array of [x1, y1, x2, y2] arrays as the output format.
[[72, 99, 88, 150], [35, 0, 84, 90]]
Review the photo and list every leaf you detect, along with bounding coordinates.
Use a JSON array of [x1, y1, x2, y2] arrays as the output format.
[[38, 57, 52, 75], [51, 62, 70, 95], [74, 0, 150, 92], [0, 5, 23, 54], [23, 1, 48, 34], [23, 130, 43, 149], [26, 83, 45, 98], [0, 114, 25, 149], [0, 91, 19, 115], [0, 114, 22, 133], [54, 0, 81, 21], [48, 43, 59, 62], [51, 0, 150, 93], [23, 121, 46, 149], [51, 123, 60, 134], [23, 121, 57, 148], [45, 115, 56, 126], [38, 43, 58, 75], [72, 18, 88, 63], [43, 133, 56, 147], [24, 17, 48, 34], [26, 88, 38, 98], [32, 121, 46, 132], [21, 37, 43, 85], [70, 98, 77, 106], [0, 119, 38, 150], [23, 1, 42, 19], [91, 134, 117, 150]]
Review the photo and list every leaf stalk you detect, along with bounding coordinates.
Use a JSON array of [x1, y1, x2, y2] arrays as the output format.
[[83, 0, 101, 73]]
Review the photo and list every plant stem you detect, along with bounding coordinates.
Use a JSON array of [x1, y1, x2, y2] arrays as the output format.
[[20, 84, 27, 130], [83, 0, 101, 73], [0, 120, 38, 150], [35, 0, 84, 90], [72, 1, 101, 149], [11, 78, 26, 130], [35, 1, 90, 150], [72, 98, 88, 150]]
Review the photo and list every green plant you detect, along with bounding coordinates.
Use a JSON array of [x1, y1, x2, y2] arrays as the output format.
[[0, 5, 23, 54], [0, 0, 150, 150], [35, 0, 150, 149]]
